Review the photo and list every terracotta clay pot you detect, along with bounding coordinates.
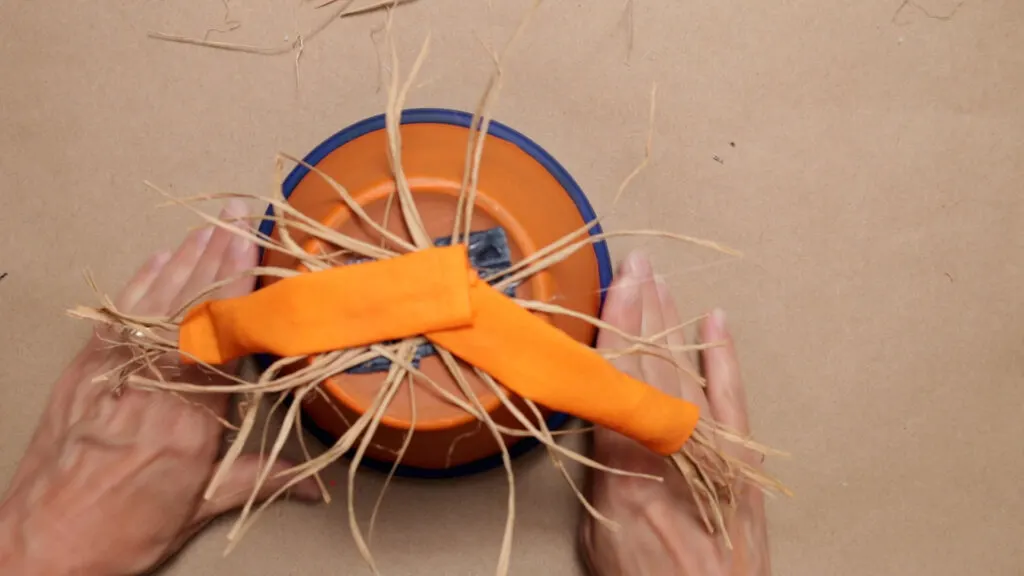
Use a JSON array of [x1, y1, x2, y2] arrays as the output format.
[[257, 109, 612, 478]]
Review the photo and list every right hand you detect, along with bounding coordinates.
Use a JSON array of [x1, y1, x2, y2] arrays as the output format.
[[581, 251, 771, 576]]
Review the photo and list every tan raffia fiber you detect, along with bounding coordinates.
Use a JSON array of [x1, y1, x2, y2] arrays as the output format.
[[70, 3, 787, 575]]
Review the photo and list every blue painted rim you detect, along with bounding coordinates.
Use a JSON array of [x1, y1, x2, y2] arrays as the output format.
[[256, 108, 613, 479]]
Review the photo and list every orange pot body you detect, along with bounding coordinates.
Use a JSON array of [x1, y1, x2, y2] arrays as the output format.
[[260, 115, 604, 473]]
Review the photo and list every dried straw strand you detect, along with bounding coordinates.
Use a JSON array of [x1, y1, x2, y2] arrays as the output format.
[[206, 391, 264, 500], [148, 0, 420, 56], [294, 403, 332, 503], [368, 372, 417, 542], [438, 351, 515, 576], [276, 153, 416, 253], [454, 0, 543, 244], [347, 345, 411, 574], [382, 14, 432, 248], [522, 398, 618, 530]]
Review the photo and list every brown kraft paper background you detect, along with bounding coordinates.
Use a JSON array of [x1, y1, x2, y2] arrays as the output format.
[[1, 1, 1022, 574]]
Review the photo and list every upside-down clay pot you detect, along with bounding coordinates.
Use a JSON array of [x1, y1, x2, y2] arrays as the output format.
[[257, 109, 612, 478]]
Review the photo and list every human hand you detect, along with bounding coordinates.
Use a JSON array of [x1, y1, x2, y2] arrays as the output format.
[[0, 200, 319, 576], [581, 252, 771, 576]]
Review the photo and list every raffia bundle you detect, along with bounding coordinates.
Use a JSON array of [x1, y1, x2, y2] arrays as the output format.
[[69, 3, 787, 574]]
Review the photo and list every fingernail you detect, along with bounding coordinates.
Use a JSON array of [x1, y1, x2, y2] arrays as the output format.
[[654, 274, 669, 299], [289, 481, 323, 501], [622, 250, 652, 280], [222, 199, 253, 256], [230, 231, 253, 256], [710, 307, 727, 337], [151, 251, 172, 269], [221, 199, 248, 223], [195, 226, 215, 246]]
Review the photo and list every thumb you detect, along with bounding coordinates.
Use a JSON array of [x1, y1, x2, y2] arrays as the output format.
[[194, 454, 323, 523]]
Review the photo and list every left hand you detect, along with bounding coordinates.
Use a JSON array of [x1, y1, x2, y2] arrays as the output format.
[[0, 200, 319, 576]]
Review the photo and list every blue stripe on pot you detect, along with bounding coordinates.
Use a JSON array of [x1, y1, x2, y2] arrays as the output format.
[[255, 108, 613, 479]]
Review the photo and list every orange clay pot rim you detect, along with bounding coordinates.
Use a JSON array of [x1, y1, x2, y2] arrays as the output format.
[[255, 110, 613, 453]]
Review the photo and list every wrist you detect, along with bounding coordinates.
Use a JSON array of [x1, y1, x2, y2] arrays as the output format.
[[0, 495, 102, 576], [0, 500, 36, 575]]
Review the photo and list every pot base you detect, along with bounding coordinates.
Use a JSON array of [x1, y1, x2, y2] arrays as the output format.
[[257, 109, 612, 478]]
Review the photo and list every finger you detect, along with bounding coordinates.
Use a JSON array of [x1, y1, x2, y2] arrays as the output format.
[[169, 200, 249, 313], [655, 277, 709, 412], [113, 251, 172, 313], [699, 309, 750, 435], [181, 213, 257, 410], [133, 225, 215, 316], [636, 258, 688, 401], [654, 277, 693, 370], [180, 206, 256, 412], [211, 209, 258, 300], [593, 251, 650, 454], [596, 251, 646, 380], [193, 454, 321, 523]]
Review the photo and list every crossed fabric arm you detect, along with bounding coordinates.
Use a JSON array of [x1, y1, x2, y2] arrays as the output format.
[[178, 246, 699, 455]]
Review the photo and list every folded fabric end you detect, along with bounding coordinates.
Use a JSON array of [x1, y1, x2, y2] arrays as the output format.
[[178, 302, 224, 365], [174, 245, 478, 366], [644, 396, 701, 456], [428, 280, 703, 457], [598, 376, 702, 456]]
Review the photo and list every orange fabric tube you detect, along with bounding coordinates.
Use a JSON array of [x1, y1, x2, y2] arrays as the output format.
[[177, 246, 699, 454], [178, 246, 476, 365], [426, 282, 699, 455]]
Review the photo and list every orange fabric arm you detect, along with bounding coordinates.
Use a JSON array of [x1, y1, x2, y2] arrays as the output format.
[[178, 246, 475, 365], [177, 245, 698, 454], [427, 281, 700, 456]]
